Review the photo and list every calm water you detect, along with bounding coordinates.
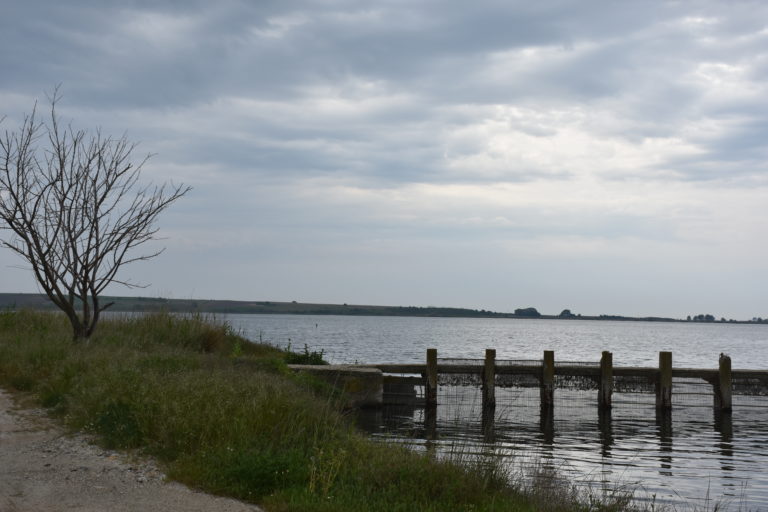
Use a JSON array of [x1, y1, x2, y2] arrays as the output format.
[[224, 314, 768, 508]]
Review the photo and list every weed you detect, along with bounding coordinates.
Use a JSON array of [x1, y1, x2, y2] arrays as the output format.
[[308, 446, 346, 497], [230, 338, 243, 359], [285, 343, 327, 365], [94, 400, 144, 448]]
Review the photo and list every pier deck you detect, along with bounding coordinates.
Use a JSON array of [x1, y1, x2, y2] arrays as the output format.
[[360, 350, 768, 411]]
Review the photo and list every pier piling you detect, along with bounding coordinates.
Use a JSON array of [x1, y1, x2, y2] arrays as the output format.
[[369, 348, 764, 418], [657, 351, 673, 409], [541, 350, 555, 407], [425, 348, 438, 408], [599, 351, 613, 409], [482, 348, 496, 410], [715, 353, 733, 412]]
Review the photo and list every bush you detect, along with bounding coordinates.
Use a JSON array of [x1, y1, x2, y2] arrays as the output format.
[[284, 343, 327, 365]]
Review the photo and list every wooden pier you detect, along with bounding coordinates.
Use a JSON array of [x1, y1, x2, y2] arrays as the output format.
[[363, 349, 768, 413]]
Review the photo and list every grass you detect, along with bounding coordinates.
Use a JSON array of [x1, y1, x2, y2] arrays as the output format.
[[0, 310, 640, 511]]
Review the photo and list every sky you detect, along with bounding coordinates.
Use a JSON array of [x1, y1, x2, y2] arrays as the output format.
[[0, 1, 767, 319]]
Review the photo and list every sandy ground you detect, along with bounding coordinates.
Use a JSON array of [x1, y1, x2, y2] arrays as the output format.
[[0, 389, 263, 512]]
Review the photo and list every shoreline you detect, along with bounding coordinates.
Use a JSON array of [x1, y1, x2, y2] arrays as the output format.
[[2, 292, 765, 325]]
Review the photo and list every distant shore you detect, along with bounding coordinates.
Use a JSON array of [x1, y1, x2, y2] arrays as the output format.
[[2, 292, 765, 324]]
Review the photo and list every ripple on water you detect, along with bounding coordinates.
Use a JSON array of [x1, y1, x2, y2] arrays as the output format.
[[225, 314, 768, 508]]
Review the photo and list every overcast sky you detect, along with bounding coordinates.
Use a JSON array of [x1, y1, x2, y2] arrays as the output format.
[[1, 1, 767, 319]]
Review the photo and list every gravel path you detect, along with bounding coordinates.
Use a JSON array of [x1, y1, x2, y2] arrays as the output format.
[[0, 389, 263, 512]]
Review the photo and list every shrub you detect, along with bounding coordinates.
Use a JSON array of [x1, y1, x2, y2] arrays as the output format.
[[285, 343, 327, 365]]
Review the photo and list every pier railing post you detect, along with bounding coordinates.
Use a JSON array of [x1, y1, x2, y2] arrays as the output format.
[[541, 350, 555, 407], [425, 348, 438, 408], [482, 348, 496, 410], [657, 351, 672, 409], [599, 351, 613, 409], [715, 353, 733, 412]]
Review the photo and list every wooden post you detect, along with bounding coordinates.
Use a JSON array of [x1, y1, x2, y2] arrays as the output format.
[[425, 348, 438, 407], [482, 405, 495, 444], [656, 408, 673, 468], [656, 351, 672, 409], [715, 353, 733, 412], [539, 403, 554, 446], [425, 403, 437, 441], [599, 351, 613, 409], [482, 348, 496, 410], [598, 406, 613, 458], [541, 350, 555, 407]]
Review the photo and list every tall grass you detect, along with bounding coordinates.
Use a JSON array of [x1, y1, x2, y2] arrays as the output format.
[[0, 310, 639, 511]]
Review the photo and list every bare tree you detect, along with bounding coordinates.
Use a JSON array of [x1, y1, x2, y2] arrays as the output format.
[[0, 91, 190, 340]]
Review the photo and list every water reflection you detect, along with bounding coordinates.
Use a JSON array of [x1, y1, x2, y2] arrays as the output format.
[[656, 409, 673, 476], [359, 395, 768, 507], [598, 407, 613, 458], [481, 405, 495, 444], [714, 409, 733, 469], [223, 313, 768, 506], [539, 404, 554, 448], [424, 405, 437, 441]]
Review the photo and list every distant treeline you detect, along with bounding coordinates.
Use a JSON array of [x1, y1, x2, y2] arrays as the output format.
[[0, 293, 765, 324], [0, 294, 509, 318]]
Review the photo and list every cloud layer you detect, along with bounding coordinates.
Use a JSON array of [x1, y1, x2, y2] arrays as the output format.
[[1, 1, 767, 318]]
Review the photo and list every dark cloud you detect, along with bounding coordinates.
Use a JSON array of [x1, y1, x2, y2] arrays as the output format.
[[2, 0, 768, 316]]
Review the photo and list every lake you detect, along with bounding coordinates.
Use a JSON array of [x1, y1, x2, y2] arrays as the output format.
[[223, 313, 768, 508]]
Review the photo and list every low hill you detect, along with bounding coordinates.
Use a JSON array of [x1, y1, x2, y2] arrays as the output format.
[[6, 293, 754, 323], [0, 293, 509, 318]]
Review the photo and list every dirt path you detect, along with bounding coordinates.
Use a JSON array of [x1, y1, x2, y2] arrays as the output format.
[[0, 389, 263, 512]]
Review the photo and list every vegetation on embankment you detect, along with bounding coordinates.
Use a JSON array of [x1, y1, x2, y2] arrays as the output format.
[[0, 311, 635, 511], [8, 292, 767, 324]]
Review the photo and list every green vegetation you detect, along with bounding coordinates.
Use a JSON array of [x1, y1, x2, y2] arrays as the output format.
[[284, 343, 326, 365], [0, 311, 636, 511], [514, 307, 541, 318], [15, 292, 757, 323], [0, 293, 512, 319]]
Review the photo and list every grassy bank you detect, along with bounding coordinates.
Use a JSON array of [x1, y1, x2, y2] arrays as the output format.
[[0, 311, 631, 511]]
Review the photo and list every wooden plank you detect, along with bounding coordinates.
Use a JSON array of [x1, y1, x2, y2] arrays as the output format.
[[362, 364, 768, 381], [672, 368, 718, 379], [495, 365, 542, 375], [613, 366, 657, 377], [554, 365, 600, 377], [731, 369, 768, 379]]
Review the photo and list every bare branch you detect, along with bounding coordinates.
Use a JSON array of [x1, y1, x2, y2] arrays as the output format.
[[0, 90, 190, 340]]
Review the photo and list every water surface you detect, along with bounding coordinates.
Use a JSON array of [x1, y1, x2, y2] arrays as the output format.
[[224, 314, 768, 508]]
